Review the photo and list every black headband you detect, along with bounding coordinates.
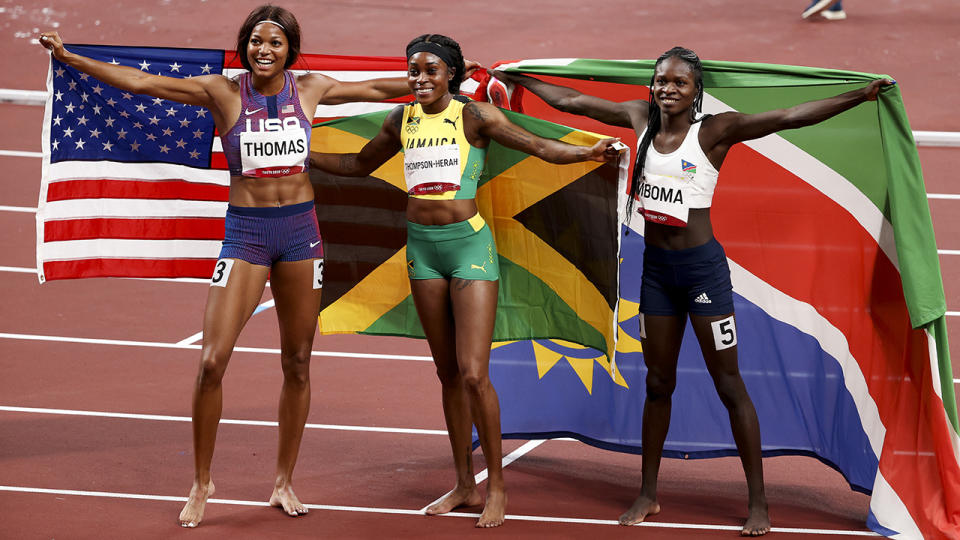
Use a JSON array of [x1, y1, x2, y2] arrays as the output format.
[[406, 41, 458, 74]]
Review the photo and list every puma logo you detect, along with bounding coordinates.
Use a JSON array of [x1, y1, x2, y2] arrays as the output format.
[[470, 262, 487, 273], [443, 116, 459, 130], [245, 107, 264, 115]]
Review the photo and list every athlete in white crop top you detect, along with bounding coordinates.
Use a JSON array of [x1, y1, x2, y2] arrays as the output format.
[[40, 6, 413, 528], [491, 48, 891, 536]]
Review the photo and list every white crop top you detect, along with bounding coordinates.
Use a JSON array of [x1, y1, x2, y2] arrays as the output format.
[[636, 120, 719, 227]]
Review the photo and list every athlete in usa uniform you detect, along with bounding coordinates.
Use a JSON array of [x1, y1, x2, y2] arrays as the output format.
[[309, 34, 620, 528], [491, 48, 891, 536], [39, 4, 411, 528]]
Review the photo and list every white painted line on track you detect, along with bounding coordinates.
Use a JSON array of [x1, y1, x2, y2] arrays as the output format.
[[0, 332, 433, 362], [0, 266, 36, 273], [939, 250, 960, 255], [0, 205, 37, 212], [0, 150, 42, 158], [929, 194, 960, 200], [0, 485, 878, 535], [0, 406, 447, 435], [948, 312, 960, 317]]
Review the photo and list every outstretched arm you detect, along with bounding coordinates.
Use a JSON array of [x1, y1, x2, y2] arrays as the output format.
[[706, 79, 894, 149], [465, 101, 620, 164], [307, 73, 410, 105], [488, 69, 648, 129], [38, 31, 225, 108], [309, 106, 403, 176]]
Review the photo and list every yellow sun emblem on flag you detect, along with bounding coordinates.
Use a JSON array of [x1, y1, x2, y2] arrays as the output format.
[[490, 298, 642, 395]]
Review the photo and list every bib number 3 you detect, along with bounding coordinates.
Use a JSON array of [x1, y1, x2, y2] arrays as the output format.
[[710, 315, 737, 351], [210, 259, 235, 288], [313, 258, 324, 290]]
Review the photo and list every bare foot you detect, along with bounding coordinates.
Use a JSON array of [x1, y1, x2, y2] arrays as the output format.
[[741, 504, 770, 536], [269, 483, 308, 517], [476, 489, 507, 528], [425, 485, 483, 515], [618, 494, 660, 525], [179, 480, 215, 528]]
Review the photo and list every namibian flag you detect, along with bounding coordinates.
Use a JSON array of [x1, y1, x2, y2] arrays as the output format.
[[681, 159, 697, 174], [484, 58, 957, 538]]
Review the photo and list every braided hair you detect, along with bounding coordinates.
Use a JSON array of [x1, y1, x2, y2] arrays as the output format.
[[405, 34, 466, 94], [627, 47, 705, 220]]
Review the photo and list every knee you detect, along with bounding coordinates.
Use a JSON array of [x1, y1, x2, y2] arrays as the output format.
[[712, 374, 748, 409], [435, 363, 460, 387], [460, 368, 491, 396], [196, 350, 229, 391], [645, 372, 676, 402], [281, 348, 312, 387]]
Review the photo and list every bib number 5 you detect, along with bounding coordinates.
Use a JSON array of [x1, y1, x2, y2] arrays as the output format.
[[710, 315, 737, 351]]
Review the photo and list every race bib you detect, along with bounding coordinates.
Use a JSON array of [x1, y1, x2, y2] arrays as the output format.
[[637, 172, 690, 227], [239, 127, 308, 178], [404, 144, 461, 195]]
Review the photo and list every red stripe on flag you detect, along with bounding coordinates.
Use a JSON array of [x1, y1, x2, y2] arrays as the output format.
[[46, 180, 229, 202], [44, 217, 225, 242], [714, 145, 960, 536], [43, 258, 217, 280]]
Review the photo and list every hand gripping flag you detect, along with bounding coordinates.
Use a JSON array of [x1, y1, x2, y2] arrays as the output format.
[[488, 59, 957, 539]]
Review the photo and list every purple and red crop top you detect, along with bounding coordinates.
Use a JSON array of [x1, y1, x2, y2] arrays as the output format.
[[220, 71, 312, 178]]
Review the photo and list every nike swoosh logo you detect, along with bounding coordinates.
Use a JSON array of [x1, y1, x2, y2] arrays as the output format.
[[310, 240, 321, 248], [245, 107, 264, 115]]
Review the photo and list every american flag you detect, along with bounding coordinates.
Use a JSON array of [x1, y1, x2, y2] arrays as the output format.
[[37, 44, 431, 282]]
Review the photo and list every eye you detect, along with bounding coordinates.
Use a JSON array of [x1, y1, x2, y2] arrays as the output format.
[[272, 40, 281, 47]]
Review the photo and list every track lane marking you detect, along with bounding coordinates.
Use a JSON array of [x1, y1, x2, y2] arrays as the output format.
[[0, 332, 432, 361], [0, 405, 446, 435], [0, 485, 879, 535]]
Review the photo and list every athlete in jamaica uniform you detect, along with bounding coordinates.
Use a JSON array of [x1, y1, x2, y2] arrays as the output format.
[[490, 48, 891, 536], [40, 4, 413, 528], [309, 34, 620, 528]]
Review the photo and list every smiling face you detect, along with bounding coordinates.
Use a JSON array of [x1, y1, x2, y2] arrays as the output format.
[[246, 22, 288, 79], [407, 52, 454, 111], [652, 56, 699, 115]]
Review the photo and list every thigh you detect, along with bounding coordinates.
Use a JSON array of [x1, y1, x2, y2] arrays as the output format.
[[450, 278, 499, 372], [689, 312, 740, 378], [410, 278, 457, 371], [639, 313, 687, 379], [270, 258, 323, 348], [203, 258, 271, 349]]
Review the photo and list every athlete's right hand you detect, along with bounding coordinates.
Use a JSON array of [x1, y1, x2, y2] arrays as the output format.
[[38, 31, 68, 61]]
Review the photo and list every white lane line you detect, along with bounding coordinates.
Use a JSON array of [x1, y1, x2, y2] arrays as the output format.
[[176, 298, 277, 346], [0, 485, 878, 535], [0, 205, 37, 212], [0, 150, 42, 158], [948, 312, 960, 317], [0, 332, 433, 362], [419, 440, 546, 512], [0, 406, 447, 435], [939, 250, 960, 255], [0, 266, 36, 273], [929, 194, 960, 200]]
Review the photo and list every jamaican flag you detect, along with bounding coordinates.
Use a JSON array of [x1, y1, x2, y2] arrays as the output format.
[[310, 108, 626, 363]]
